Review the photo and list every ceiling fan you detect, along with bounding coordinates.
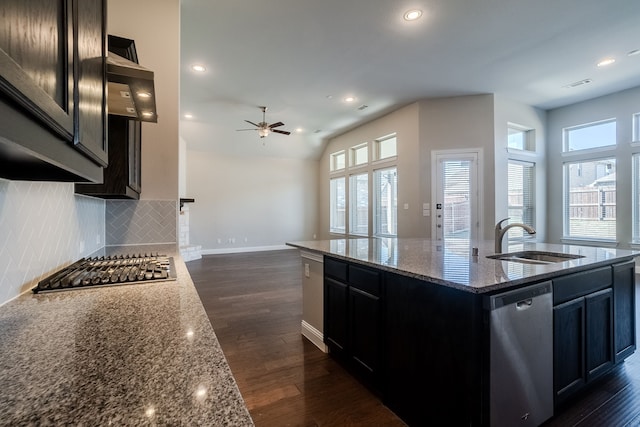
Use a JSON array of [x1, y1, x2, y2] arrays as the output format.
[[236, 106, 291, 138]]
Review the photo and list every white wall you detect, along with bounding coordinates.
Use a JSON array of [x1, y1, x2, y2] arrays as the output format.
[[418, 95, 496, 239], [108, 0, 180, 201], [319, 103, 422, 239], [546, 86, 640, 247], [494, 95, 547, 241], [186, 150, 319, 252]]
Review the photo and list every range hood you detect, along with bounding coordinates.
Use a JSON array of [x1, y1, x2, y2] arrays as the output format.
[[106, 36, 157, 123]]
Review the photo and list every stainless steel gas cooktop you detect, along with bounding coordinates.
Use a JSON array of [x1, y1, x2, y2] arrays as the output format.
[[32, 253, 176, 293]]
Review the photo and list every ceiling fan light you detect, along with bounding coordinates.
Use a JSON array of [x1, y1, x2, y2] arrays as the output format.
[[258, 128, 270, 138]]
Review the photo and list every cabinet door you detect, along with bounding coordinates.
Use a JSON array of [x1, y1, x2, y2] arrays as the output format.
[[72, 0, 107, 165], [349, 287, 380, 384], [554, 297, 585, 405], [613, 260, 636, 363], [585, 288, 614, 382], [0, 0, 74, 139], [324, 277, 348, 357]]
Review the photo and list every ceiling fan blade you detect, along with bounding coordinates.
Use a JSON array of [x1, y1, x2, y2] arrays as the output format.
[[244, 120, 260, 127], [272, 129, 291, 135], [269, 121, 284, 128]]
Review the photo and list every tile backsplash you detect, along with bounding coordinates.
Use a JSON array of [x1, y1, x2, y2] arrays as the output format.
[[106, 200, 177, 245], [0, 180, 105, 305]]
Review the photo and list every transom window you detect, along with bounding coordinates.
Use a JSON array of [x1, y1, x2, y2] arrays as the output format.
[[330, 151, 346, 171], [350, 143, 368, 167], [563, 119, 616, 152], [507, 124, 535, 151], [376, 134, 397, 160]]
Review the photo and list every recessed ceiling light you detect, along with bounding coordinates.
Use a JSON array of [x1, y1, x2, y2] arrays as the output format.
[[344, 96, 356, 103], [184, 113, 193, 119], [627, 49, 640, 57], [191, 64, 206, 72], [597, 58, 616, 67], [295, 128, 303, 133], [403, 9, 423, 21]]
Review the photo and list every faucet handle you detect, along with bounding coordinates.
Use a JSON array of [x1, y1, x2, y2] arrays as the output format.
[[496, 218, 510, 230]]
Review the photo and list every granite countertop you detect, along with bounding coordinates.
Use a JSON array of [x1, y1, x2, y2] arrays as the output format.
[[0, 245, 254, 426], [287, 237, 640, 293]]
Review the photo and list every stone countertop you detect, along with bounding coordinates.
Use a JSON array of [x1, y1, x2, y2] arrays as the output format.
[[0, 245, 254, 426], [286, 238, 640, 294]]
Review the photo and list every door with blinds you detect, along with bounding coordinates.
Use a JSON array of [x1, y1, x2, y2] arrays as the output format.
[[432, 151, 480, 242]]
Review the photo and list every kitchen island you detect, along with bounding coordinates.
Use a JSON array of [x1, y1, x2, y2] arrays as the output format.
[[287, 237, 639, 426], [0, 245, 253, 426]]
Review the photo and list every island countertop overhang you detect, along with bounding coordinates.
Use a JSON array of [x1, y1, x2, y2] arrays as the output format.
[[286, 238, 640, 294]]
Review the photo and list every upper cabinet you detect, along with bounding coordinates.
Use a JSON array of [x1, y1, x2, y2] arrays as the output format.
[[0, 0, 106, 182]]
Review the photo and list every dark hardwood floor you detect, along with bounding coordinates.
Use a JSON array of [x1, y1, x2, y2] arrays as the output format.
[[187, 249, 640, 427]]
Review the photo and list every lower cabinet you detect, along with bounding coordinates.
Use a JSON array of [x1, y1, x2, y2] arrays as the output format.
[[323, 256, 636, 425], [613, 260, 637, 363], [323, 258, 382, 392], [552, 263, 635, 407]]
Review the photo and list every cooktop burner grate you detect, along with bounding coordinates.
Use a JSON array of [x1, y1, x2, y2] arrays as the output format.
[[32, 253, 176, 293]]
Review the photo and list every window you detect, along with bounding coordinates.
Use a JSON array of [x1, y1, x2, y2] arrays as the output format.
[[374, 168, 397, 236], [633, 113, 640, 143], [330, 177, 346, 233], [633, 154, 640, 242], [349, 173, 369, 235], [507, 161, 535, 239], [507, 124, 535, 151], [563, 158, 616, 240], [330, 150, 345, 171], [350, 143, 368, 167], [376, 135, 397, 160], [563, 119, 616, 152]]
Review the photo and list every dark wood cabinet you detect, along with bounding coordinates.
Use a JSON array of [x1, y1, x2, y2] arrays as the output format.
[[613, 260, 636, 363], [323, 258, 383, 391], [0, 0, 106, 182], [553, 297, 586, 404], [552, 265, 631, 407], [385, 272, 484, 426], [75, 114, 141, 198], [75, 36, 142, 199], [585, 288, 614, 381]]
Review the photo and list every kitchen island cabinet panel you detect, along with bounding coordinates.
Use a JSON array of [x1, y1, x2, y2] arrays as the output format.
[[385, 272, 484, 426], [553, 297, 586, 404], [349, 286, 381, 390], [324, 258, 383, 392], [613, 260, 636, 363], [324, 277, 348, 356], [584, 288, 614, 382]]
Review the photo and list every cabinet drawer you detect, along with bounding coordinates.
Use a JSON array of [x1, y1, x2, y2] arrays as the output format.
[[349, 264, 381, 296], [553, 266, 612, 306], [325, 258, 348, 281]]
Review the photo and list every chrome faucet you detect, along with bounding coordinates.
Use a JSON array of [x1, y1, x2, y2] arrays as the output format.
[[494, 218, 536, 253]]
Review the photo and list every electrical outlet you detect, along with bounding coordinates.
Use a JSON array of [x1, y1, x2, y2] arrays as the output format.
[[304, 263, 310, 278]]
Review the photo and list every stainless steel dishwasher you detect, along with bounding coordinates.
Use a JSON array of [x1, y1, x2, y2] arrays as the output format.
[[489, 281, 554, 427]]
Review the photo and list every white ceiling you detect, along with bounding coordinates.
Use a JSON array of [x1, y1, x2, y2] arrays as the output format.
[[179, 0, 640, 159]]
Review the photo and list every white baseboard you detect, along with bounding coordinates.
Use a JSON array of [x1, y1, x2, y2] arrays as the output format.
[[201, 245, 292, 255], [301, 320, 328, 353]]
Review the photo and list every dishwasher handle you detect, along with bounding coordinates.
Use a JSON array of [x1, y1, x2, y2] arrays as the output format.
[[489, 282, 552, 311]]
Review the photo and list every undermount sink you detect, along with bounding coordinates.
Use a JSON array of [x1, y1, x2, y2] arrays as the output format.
[[486, 251, 585, 265]]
